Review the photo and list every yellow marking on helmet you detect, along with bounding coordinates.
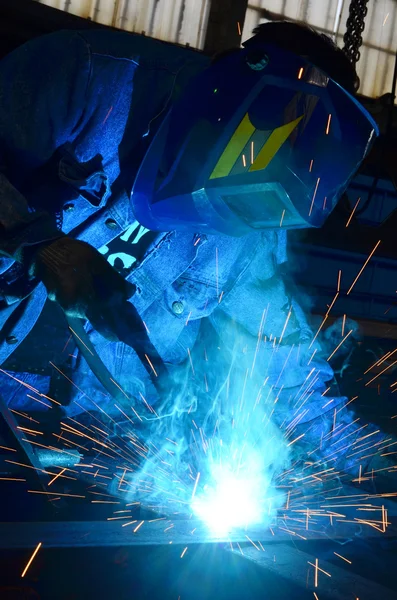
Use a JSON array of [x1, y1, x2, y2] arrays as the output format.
[[210, 113, 255, 179], [249, 115, 303, 172]]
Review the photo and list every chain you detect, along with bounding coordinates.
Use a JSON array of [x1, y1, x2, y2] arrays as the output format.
[[342, 0, 370, 66]]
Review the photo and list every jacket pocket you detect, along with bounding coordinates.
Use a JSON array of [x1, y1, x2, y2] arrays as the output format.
[[163, 275, 221, 321], [58, 143, 111, 208]]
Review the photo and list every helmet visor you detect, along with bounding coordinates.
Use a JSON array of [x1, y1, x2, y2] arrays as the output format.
[[132, 43, 378, 234]]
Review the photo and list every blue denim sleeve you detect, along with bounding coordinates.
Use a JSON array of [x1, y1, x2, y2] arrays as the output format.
[[0, 31, 92, 260], [209, 231, 345, 426]]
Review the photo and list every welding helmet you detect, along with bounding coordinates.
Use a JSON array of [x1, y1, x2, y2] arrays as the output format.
[[131, 39, 378, 236]]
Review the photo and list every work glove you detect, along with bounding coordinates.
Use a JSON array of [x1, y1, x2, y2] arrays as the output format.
[[30, 236, 136, 338]]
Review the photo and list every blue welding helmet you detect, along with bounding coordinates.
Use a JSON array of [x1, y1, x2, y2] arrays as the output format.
[[131, 41, 378, 236]]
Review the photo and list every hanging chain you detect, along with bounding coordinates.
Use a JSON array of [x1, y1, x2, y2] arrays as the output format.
[[342, 0, 370, 66]]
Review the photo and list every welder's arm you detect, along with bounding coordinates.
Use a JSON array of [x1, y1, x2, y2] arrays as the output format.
[[0, 32, 135, 330], [207, 240, 340, 424], [0, 31, 91, 262]]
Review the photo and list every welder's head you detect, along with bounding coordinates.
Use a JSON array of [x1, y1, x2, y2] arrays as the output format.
[[132, 21, 378, 236]]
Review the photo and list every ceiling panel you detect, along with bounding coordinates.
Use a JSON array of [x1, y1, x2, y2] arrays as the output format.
[[38, 0, 211, 49], [242, 0, 397, 100]]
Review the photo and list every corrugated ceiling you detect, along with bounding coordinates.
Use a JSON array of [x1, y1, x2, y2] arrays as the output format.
[[39, 0, 397, 99], [38, 0, 211, 49]]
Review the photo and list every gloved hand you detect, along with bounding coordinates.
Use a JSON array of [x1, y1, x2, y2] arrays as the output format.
[[30, 236, 135, 337]]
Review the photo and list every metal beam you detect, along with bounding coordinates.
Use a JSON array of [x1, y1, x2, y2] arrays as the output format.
[[0, 516, 396, 549], [229, 543, 396, 599]]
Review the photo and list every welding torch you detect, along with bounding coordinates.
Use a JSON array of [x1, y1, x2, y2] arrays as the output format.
[[67, 299, 169, 405]]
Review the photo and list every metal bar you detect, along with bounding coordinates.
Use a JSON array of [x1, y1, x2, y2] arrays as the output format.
[[0, 393, 49, 486], [228, 543, 396, 599], [0, 517, 396, 549]]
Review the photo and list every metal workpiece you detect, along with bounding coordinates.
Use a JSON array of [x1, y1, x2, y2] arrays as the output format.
[[0, 516, 396, 549], [1, 448, 82, 474], [229, 543, 396, 600], [34, 448, 82, 469]]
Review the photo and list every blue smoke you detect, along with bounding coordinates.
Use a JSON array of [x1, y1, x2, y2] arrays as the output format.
[[123, 323, 291, 535]]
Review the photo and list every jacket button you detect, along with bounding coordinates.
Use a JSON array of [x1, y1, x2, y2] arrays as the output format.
[[172, 301, 184, 315], [63, 203, 75, 213], [6, 335, 18, 345], [105, 218, 118, 229]]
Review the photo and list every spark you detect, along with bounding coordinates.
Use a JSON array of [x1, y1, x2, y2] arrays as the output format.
[[237, 21, 241, 35], [48, 468, 66, 487], [144, 354, 158, 377], [341, 314, 346, 336], [119, 469, 127, 490], [122, 520, 138, 527], [180, 547, 188, 558], [17, 426, 43, 436], [280, 209, 286, 227], [191, 472, 201, 500], [383, 13, 389, 26], [68, 327, 94, 355], [242, 154, 246, 167], [346, 197, 361, 227], [336, 270, 342, 292], [298, 67, 304, 79], [309, 315, 329, 349], [215, 246, 219, 297], [0, 445, 16, 452], [251, 306, 268, 376], [327, 329, 353, 361], [251, 140, 254, 164], [309, 177, 320, 217], [325, 114, 332, 135], [366, 358, 397, 386], [308, 559, 331, 582], [187, 347, 195, 375], [0, 477, 26, 481], [245, 535, 261, 550], [102, 106, 113, 125], [347, 240, 381, 295], [334, 552, 351, 564], [326, 292, 340, 317], [10, 409, 40, 423], [287, 433, 305, 447], [313, 594, 319, 600], [134, 520, 145, 533], [307, 349, 318, 366], [278, 307, 292, 345], [21, 542, 42, 578], [26, 394, 52, 409]]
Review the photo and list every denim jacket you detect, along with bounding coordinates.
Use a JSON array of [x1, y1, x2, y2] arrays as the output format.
[[0, 30, 342, 426]]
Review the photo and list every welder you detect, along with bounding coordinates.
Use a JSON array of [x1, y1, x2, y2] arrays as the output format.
[[0, 21, 378, 470]]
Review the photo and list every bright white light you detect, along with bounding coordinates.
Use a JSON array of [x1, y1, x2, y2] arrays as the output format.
[[192, 466, 264, 536]]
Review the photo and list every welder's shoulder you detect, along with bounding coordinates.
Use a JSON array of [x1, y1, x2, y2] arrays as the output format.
[[75, 28, 207, 69], [0, 29, 90, 72]]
